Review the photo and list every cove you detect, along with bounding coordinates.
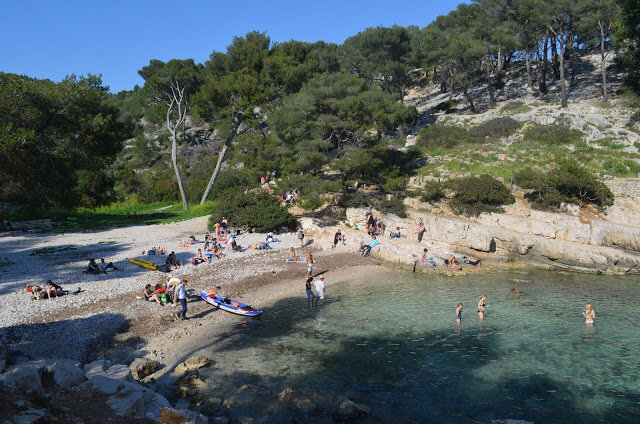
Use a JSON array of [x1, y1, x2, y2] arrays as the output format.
[[197, 268, 640, 423]]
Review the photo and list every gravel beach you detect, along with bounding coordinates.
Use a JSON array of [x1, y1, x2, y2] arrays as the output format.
[[0, 216, 374, 365]]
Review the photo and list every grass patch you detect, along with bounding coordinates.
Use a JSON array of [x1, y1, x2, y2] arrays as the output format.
[[6, 201, 216, 232], [499, 101, 532, 115], [523, 123, 584, 145]]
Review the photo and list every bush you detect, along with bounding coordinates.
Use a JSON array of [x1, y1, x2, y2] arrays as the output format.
[[514, 161, 614, 210], [499, 101, 532, 115], [208, 191, 297, 232], [379, 198, 406, 218], [339, 192, 406, 217], [471, 117, 522, 140], [417, 181, 445, 203], [433, 99, 458, 112], [417, 124, 470, 150], [383, 176, 406, 192], [447, 175, 514, 217], [523, 123, 584, 145]]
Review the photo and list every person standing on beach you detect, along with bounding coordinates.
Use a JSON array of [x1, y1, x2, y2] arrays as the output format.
[[477, 295, 487, 321], [298, 228, 305, 246], [306, 250, 314, 277], [582, 303, 595, 325], [314, 275, 325, 306], [305, 276, 316, 309], [456, 303, 463, 324], [174, 279, 188, 320]]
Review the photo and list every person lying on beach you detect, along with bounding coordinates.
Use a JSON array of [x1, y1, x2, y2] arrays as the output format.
[[461, 256, 481, 268], [143, 246, 168, 255], [143, 284, 161, 304], [421, 248, 438, 267], [46, 280, 64, 299], [98, 258, 119, 272]]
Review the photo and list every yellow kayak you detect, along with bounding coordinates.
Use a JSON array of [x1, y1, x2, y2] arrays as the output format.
[[129, 257, 158, 271]]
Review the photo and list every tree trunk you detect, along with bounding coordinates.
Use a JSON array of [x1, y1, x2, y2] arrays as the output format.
[[525, 49, 534, 93], [448, 73, 455, 101], [485, 59, 496, 105], [559, 39, 568, 108], [463, 86, 476, 113], [199, 113, 244, 205], [538, 35, 548, 100], [170, 129, 189, 210], [599, 20, 609, 102], [551, 34, 560, 80]]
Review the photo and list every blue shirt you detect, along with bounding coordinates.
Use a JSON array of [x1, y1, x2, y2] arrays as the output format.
[[370, 239, 379, 248]]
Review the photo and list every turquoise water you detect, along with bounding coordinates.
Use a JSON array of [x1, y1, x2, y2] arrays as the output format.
[[199, 269, 640, 423]]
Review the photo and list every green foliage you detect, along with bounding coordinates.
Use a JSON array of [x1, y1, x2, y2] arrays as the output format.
[[417, 181, 445, 203], [0, 73, 132, 209], [514, 161, 614, 210], [208, 191, 297, 232], [472, 117, 522, 140], [339, 192, 406, 217], [523, 123, 584, 145], [383, 176, 406, 192], [417, 124, 470, 150], [499, 101, 532, 115], [614, 0, 640, 93], [433, 99, 458, 112], [447, 175, 514, 217], [277, 174, 341, 209]]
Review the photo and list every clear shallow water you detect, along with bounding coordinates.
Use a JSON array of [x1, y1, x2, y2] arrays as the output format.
[[200, 269, 640, 423]]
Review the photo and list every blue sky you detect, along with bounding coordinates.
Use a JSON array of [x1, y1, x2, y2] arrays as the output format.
[[0, 0, 464, 93]]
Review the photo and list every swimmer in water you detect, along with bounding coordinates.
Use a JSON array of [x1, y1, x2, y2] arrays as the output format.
[[511, 288, 524, 295], [582, 303, 595, 325], [456, 303, 463, 324], [477, 295, 487, 321]]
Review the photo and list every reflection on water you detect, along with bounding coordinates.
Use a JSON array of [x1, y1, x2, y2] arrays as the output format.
[[200, 269, 640, 423]]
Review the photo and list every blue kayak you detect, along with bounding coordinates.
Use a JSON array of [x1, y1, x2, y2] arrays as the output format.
[[200, 289, 263, 317]]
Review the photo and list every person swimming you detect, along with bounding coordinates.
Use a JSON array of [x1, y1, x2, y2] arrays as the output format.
[[582, 303, 595, 325]]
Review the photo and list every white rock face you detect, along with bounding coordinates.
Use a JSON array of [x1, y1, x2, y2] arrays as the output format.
[[49, 360, 85, 388], [0, 364, 42, 392]]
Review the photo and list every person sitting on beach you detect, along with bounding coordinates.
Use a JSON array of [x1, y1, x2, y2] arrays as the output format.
[[390, 227, 401, 239], [421, 248, 438, 268], [98, 258, 119, 272], [376, 221, 385, 236], [143, 284, 161, 304], [266, 232, 277, 243], [360, 236, 379, 257], [166, 252, 183, 270], [86, 258, 101, 274], [461, 256, 481, 268], [192, 248, 208, 265], [212, 244, 223, 259], [444, 255, 458, 270], [46, 280, 64, 299]]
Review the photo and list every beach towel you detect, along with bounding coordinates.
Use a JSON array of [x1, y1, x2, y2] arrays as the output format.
[[286, 257, 316, 264]]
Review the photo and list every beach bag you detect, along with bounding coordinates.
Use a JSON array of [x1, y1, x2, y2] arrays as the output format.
[[33, 291, 41, 300], [161, 293, 169, 304]]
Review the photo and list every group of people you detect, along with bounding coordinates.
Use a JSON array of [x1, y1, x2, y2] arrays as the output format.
[[305, 275, 325, 308], [142, 277, 189, 320], [365, 212, 385, 237], [455, 295, 488, 323], [27, 280, 65, 300], [86, 258, 120, 274], [282, 189, 299, 205]]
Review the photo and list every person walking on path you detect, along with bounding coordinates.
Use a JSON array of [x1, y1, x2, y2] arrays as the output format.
[[174, 279, 189, 320], [314, 275, 326, 306], [298, 228, 305, 247], [305, 276, 316, 309], [306, 250, 314, 277]]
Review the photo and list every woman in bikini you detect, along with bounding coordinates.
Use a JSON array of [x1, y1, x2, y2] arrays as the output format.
[[582, 303, 595, 325], [456, 303, 463, 324], [477, 295, 487, 321]]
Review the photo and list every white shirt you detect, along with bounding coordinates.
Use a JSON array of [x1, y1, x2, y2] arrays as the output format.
[[175, 283, 187, 300], [314, 279, 325, 294]]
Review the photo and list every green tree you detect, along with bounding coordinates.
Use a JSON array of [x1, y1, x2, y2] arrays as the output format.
[[139, 59, 203, 209], [0, 73, 130, 208], [614, 0, 640, 93]]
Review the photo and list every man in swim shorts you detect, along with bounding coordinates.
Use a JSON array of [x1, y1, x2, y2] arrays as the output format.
[[306, 250, 313, 277]]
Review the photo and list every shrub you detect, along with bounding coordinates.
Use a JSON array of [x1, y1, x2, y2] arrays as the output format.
[[499, 101, 532, 115], [339, 192, 406, 217], [471, 117, 522, 140], [447, 175, 514, 217], [208, 191, 297, 232], [433, 99, 458, 112], [418, 181, 445, 203], [417, 124, 470, 150], [383, 176, 406, 192], [379, 198, 407, 218], [523, 123, 584, 145], [514, 161, 614, 210]]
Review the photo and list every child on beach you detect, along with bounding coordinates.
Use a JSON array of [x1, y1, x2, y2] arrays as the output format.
[[582, 303, 595, 325], [456, 303, 463, 324]]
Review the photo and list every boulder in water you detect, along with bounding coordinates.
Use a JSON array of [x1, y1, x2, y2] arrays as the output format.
[[331, 398, 371, 421]]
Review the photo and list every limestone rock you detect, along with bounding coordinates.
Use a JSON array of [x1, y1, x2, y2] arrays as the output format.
[[331, 398, 371, 421], [105, 364, 130, 380], [0, 364, 42, 392], [159, 407, 209, 424], [143, 390, 171, 421], [174, 355, 210, 374], [238, 384, 270, 395], [106, 381, 146, 418], [176, 370, 208, 388], [82, 374, 124, 395], [11, 408, 46, 424], [50, 360, 85, 388], [130, 358, 160, 380], [84, 360, 111, 379]]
